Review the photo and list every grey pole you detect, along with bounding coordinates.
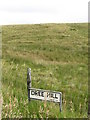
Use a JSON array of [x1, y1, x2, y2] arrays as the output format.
[[60, 93, 62, 112], [27, 68, 31, 101]]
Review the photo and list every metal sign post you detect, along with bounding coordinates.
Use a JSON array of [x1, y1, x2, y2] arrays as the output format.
[[27, 68, 31, 101], [27, 68, 62, 112]]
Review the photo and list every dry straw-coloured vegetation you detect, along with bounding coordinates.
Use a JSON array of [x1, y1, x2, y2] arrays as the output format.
[[2, 23, 88, 118]]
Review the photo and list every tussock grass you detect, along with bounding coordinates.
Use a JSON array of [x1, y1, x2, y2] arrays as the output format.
[[2, 23, 88, 118]]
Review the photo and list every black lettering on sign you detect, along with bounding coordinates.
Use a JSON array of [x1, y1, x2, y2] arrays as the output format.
[[55, 93, 58, 99], [50, 93, 53, 98], [31, 89, 59, 100], [38, 91, 40, 96], [47, 92, 50, 98], [31, 91, 35, 95], [46, 92, 58, 99], [31, 90, 44, 97], [35, 90, 37, 95], [41, 91, 44, 97]]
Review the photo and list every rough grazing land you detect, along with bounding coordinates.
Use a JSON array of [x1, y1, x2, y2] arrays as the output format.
[[0, 94, 3, 120], [0, 26, 2, 120], [2, 23, 88, 118]]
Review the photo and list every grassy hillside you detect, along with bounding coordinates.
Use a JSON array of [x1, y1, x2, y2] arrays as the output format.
[[2, 23, 88, 118]]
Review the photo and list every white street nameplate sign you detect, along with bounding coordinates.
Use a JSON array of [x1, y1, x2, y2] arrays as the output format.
[[27, 68, 62, 112], [29, 88, 62, 103]]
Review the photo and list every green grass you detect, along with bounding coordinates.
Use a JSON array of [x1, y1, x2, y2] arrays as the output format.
[[2, 23, 88, 118]]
